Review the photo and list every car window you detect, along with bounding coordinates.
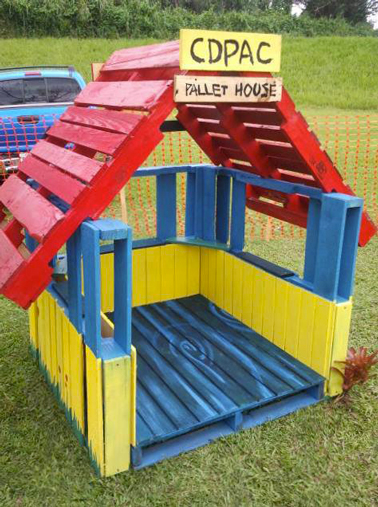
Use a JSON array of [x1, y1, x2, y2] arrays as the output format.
[[0, 79, 24, 106], [47, 77, 81, 103], [24, 78, 47, 103]]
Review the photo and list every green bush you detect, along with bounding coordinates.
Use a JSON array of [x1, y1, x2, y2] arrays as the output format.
[[0, 0, 376, 38]]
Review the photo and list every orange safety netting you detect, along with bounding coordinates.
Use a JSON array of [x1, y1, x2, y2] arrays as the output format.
[[1, 114, 377, 242]]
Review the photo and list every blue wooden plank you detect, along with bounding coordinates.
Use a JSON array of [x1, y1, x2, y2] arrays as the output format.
[[81, 221, 102, 357], [134, 328, 218, 422], [167, 236, 228, 251], [194, 170, 204, 238], [133, 165, 196, 178], [139, 305, 260, 406], [113, 229, 132, 354], [132, 386, 323, 468], [338, 203, 362, 300], [185, 172, 196, 236], [136, 413, 154, 445], [233, 251, 295, 278], [136, 382, 177, 440], [180, 296, 313, 389], [304, 198, 321, 285], [137, 352, 199, 429], [230, 179, 246, 252], [157, 173, 177, 240], [313, 194, 362, 300], [172, 298, 303, 397], [132, 310, 239, 414], [201, 168, 216, 241], [66, 228, 83, 333], [216, 174, 231, 244]]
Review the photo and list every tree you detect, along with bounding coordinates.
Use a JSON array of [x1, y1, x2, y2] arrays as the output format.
[[293, 0, 378, 24]]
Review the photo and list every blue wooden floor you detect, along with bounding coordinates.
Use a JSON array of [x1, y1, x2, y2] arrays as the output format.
[[108, 294, 324, 467]]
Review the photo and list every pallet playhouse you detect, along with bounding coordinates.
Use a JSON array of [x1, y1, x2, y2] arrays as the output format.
[[0, 31, 376, 476]]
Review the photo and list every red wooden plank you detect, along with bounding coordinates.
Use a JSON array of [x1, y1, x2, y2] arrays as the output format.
[[268, 157, 311, 174], [19, 155, 86, 205], [32, 140, 103, 183], [61, 106, 142, 135], [219, 147, 250, 163], [75, 81, 172, 111], [197, 119, 226, 135], [246, 197, 308, 228], [0, 175, 64, 242], [245, 125, 288, 143], [0, 230, 25, 289], [186, 105, 221, 121], [103, 40, 179, 70], [259, 141, 302, 161], [47, 121, 126, 156], [231, 107, 283, 127]]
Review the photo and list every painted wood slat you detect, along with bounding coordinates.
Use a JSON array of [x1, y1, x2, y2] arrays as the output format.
[[103, 41, 179, 71], [160, 244, 175, 301], [262, 273, 276, 342], [232, 107, 282, 127], [48, 121, 126, 156], [136, 341, 217, 422], [170, 300, 286, 398], [137, 353, 198, 429], [284, 284, 302, 358], [215, 250, 225, 309], [0, 176, 64, 242], [136, 413, 153, 445], [19, 155, 86, 205], [241, 261, 254, 328], [273, 278, 288, 349], [133, 314, 236, 415], [61, 106, 142, 135], [311, 299, 335, 377], [232, 256, 243, 321], [103, 356, 132, 476], [85, 346, 105, 475], [0, 230, 25, 289], [174, 245, 187, 299], [133, 249, 146, 307], [224, 252, 233, 315], [207, 248, 217, 303], [32, 140, 103, 184], [48, 295, 58, 387], [146, 247, 161, 304], [245, 125, 287, 143], [260, 142, 301, 162], [75, 81, 171, 111], [138, 305, 254, 406], [187, 105, 221, 121], [186, 246, 200, 295]]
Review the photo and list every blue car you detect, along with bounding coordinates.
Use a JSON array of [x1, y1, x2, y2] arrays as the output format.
[[0, 66, 85, 177]]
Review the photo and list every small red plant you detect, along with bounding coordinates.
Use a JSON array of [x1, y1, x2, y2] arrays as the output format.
[[333, 346, 378, 396]]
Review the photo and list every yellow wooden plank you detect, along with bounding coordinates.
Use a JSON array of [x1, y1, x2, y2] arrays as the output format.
[[160, 244, 175, 301], [262, 273, 276, 342], [232, 256, 243, 321], [241, 262, 254, 328], [273, 278, 288, 349], [68, 322, 85, 433], [284, 284, 302, 357], [251, 267, 264, 334], [174, 245, 188, 299], [85, 345, 105, 475], [187, 246, 200, 295], [207, 248, 217, 303], [327, 301, 352, 397], [200, 247, 209, 298], [297, 290, 316, 368], [28, 302, 39, 352], [179, 29, 282, 72], [103, 356, 132, 476], [55, 303, 64, 399], [311, 298, 335, 377], [48, 294, 58, 386], [132, 248, 146, 307], [130, 346, 137, 447], [146, 247, 161, 304], [37, 294, 45, 368], [61, 314, 71, 410], [215, 250, 225, 309], [223, 252, 233, 315]]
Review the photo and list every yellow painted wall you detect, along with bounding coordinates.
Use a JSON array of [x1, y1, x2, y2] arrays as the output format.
[[199, 248, 352, 395], [100, 244, 200, 313], [31, 291, 136, 477]]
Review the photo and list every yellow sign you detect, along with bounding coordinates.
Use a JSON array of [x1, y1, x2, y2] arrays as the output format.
[[179, 29, 281, 72]]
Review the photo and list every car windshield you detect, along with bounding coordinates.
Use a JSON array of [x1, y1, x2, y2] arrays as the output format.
[[0, 76, 81, 106]]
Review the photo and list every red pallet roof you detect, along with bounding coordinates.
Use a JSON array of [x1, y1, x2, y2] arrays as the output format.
[[0, 40, 376, 308]]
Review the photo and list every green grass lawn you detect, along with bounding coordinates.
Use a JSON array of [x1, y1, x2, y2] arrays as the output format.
[[0, 37, 378, 506]]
